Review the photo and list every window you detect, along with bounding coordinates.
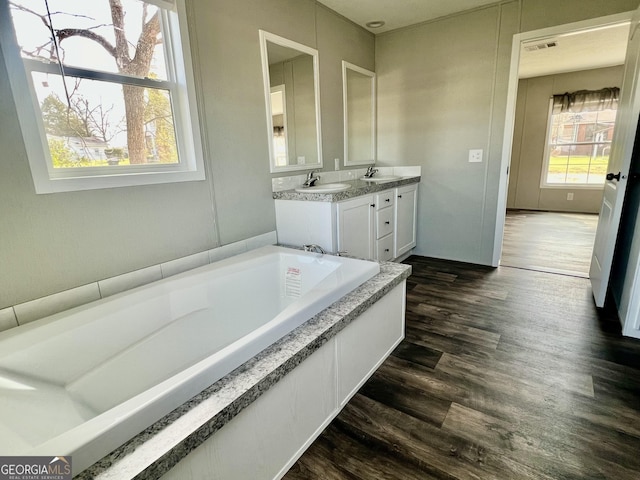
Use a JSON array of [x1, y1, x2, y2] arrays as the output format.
[[542, 88, 618, 187], [0, 0, 204, 193]]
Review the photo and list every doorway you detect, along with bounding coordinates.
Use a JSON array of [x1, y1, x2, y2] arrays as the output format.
[[500, 210, 598, 277], [494, 12, 633, 275]]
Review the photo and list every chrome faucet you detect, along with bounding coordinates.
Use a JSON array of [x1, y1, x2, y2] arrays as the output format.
[[364, 165, 378, 178], [302, 170, 320, 187], [303, 244, 325, 254]]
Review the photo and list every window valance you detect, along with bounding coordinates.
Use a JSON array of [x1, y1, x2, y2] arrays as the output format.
[[552, 87, 619, 113]]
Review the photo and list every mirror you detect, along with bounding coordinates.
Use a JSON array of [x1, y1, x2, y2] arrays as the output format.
[[259, 30, 322, 173], [342, 61, 376, 166]]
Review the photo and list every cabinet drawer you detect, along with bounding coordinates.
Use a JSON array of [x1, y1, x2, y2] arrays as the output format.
[[377, 234, 394, 261], [375, 191, 394, 210], [376, 207, 394, 239]]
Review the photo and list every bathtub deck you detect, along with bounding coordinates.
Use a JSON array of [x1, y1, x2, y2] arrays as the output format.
[[285, 256, 640, 480], [75, 260, 411, 480]]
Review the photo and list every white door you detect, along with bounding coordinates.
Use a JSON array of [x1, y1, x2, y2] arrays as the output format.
[[591, 4, 640, 307]]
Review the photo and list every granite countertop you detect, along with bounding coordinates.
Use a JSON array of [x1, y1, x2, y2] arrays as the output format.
[[76, 260, 412, 480], [272, 175, 421, 202]]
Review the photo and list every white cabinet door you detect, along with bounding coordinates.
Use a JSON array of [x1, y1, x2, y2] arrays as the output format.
[[395, 184, 418, 258], [337, 195, 375, 259]]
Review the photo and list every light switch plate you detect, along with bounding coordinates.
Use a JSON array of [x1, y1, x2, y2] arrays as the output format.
[[469, 149, 483, 163]]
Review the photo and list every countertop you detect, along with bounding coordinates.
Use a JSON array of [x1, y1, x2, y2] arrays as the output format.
[[272, 175, 421, 202], [76, 259, 412, 480]]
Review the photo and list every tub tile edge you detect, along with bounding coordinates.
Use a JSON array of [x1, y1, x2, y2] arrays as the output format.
[[14, 283, 101, 325], [0, 307, 18, 332], [98, 265, 163, 299], [160, 252, 210, 279]]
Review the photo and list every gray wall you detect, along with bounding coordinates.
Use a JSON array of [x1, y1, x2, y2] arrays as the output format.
[[507, 66, 623, 214], [0, 0, 374, 308], [2, 0, 637, 308], [375, 0, 637, 265], [376, 2, 519, 264]]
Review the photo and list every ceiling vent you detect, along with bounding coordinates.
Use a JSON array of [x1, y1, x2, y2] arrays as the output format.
[[524, 41, 558, 52]]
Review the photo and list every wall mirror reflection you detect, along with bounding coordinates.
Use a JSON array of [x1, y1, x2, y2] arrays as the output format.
[[342, 61, 376, 166], [259, 30, 322, 173]]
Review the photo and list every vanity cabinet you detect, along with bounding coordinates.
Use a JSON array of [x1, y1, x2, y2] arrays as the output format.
[[394, 184, 418, 258], [275, 182, 418, 261], [374, 191, 395, 262], [337, 195, 375, 260]]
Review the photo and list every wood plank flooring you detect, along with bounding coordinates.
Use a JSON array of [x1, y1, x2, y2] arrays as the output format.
[[501, 210, 598, 277], [283, 256, 640, 480]]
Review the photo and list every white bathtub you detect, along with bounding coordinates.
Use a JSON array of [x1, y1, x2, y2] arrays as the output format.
[[0, 245, 379, 474]]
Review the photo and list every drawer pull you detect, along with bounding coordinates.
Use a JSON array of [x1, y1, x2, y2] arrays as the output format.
[[385, 198, 390, 202], [370, 204, 375, 207], [385, 221, 390, 225]]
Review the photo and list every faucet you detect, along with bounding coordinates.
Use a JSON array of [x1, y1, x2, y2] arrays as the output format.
[[302, 170, 320, 187], [303, 244, 325, 254], [364, 165, 378, 178]]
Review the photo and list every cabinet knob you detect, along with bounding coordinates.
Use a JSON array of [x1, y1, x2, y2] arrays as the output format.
[[370, 204, 375, 207], [385, 198, 390, 202], [385, 221, 390, 225], [385, 248, 390, 252], [398, 195, 403, 198]]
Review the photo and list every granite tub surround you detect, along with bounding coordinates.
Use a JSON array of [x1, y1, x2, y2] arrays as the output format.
[[75, 260, 411, 480], [272, 166, 421, 202]]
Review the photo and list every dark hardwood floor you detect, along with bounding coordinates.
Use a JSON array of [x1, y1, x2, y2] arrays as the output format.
[[501, 210, 598, 277], [284, 256, 640, 480]]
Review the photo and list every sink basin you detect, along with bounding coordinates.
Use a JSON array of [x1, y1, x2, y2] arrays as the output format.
[[295, 183, 351, 193], [360, 175, 401, 183]]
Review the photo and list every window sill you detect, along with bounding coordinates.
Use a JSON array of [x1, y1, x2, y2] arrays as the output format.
[[31, 168, 205, 194]]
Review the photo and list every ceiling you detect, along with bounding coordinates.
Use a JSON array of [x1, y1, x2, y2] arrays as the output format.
[[519, 23, 630, 78], [317, 0, 630, 78], [317, 0, 506, 34]]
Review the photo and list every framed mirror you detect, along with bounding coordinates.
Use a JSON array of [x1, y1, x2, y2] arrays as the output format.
[[342, 61, 376, 166], [259, 30, 322, 173]]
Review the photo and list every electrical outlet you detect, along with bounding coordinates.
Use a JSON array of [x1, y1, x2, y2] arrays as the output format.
[[567, 192, 574, 201], [469, 149, 483, 163]]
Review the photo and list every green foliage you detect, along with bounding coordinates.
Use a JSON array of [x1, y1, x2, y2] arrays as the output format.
[[145, 88, 178, 164], [48, 138, 79, 167], [41, 94, 89, 137]]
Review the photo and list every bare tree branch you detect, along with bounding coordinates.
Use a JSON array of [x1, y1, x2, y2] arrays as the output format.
[[56, 28, 117, 58], [109, 0, 130, 68], [127, 11, 160, 76]]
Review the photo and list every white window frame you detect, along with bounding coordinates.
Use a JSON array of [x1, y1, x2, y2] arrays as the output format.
[[0, 0, 205, 194], [540, 98, 614, 190]]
